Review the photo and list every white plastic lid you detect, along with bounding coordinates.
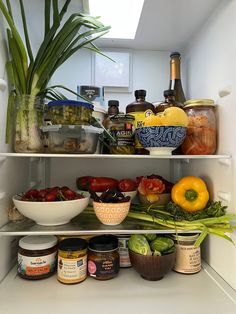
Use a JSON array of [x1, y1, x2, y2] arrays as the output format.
[[41, 124, 104, 134], [92, 101, 106, 114], [19, 235, 58, 250]]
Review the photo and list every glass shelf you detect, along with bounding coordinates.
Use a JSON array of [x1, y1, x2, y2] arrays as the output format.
[[0, 214, 200, 236]]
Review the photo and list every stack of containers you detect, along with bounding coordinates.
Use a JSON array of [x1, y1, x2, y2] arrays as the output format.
[[42, 99, 103, 154]]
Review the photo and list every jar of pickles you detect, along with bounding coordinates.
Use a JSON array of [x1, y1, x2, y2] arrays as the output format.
[[47, 100, 94, 125], [182, 99, 216, 155], [109, 114, 135, 154]]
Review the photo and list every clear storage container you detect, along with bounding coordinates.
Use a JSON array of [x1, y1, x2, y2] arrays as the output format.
[[47, 100, 94, 125], [41, 125, 103, 154], [182, 99, 216, 155]]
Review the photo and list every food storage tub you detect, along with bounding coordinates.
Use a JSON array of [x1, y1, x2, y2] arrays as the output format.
[[47, 100, 94, 125], [41, 125, 103, 154]]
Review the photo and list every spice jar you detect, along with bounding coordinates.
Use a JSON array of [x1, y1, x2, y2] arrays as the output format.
[[117, 234, 131, 268], [88, 235, 119, 280], [182, 99, 216, 155], [57, 238, 87, 284], [18, 235, 58, 280], [109, 114, 135, 154], [172, 233, 201, 274]]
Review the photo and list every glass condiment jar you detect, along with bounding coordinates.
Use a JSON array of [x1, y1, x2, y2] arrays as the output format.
[[88, 235, 119, 280], [109, 114, 135, 154], [57, 238, 87, 284], [18, 235, 58, 280], [117, 234, 131, 268], [171, 233, 201, 274], [182, 99, 216, 155]]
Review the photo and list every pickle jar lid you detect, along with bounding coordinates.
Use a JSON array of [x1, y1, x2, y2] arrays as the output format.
[[89, 235, 118, 251], [19, 235, 58, 250], [59, 238, 87, 251], [184, 99, 215, 108]]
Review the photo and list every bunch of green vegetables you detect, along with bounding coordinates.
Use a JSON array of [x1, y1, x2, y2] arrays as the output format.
[[0, 0, 110, 145], [127, 201, 236, 247], [128, 234, 175, 256]]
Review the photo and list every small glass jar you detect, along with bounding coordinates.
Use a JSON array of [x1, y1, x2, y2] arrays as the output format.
[[47, 100, 94, 125], [18, 235, 58, 280], [117, 234, 131, 268], [88, 235, 119, 280], [172, 233, 201, 274], [57, 238, 87, 284], [182, 99, 216, 155], [109, 114, 135, 154]]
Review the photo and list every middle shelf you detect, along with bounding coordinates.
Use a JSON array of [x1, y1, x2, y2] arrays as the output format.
[[0, 214, 200, 236]]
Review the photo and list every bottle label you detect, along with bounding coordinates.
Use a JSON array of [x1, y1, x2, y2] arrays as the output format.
[[110, 126, 134, 147], [88, 257, 119, 278], [18, 252, 57, 277], [173, 244, 201, 274], [57, 255, 87, 284], [129, 110, 154, 149]]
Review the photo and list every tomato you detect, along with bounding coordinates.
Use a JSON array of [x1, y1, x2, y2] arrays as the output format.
[[118, 179, 137, 192], [76, 176, 93, 191]]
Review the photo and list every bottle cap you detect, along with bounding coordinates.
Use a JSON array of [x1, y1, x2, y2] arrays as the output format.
[[170, 52, 181, 58], [108, 100, 119, 107], [135, 89, 146, 98], [164, 89, 176, 97]]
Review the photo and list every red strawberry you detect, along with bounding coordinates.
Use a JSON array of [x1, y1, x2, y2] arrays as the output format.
[[45, 193, 57, 202]]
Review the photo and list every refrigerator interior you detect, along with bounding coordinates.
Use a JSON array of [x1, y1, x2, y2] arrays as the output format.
[[0, 0, 236, 312]]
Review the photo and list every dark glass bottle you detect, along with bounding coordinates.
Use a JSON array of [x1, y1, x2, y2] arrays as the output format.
[[102, 100, 119, 154], [169, 52, 186, 104], [126, 90, 154, 154], [155, 89, 184, 114]]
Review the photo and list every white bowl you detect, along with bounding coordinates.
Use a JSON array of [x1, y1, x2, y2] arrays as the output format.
[[13, 195, 90, 226], [77, 190, 137, 205]]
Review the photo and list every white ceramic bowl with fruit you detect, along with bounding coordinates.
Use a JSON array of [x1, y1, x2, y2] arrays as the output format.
[[13, 187, 89, 226]]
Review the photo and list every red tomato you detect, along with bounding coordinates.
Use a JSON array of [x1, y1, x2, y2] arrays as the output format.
[[118, 179, 137, 192], [89, 177, 119, 192]]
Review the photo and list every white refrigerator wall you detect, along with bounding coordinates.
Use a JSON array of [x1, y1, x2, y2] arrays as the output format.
[[182, 0, 236, 290], [0, 14, 28, 282]]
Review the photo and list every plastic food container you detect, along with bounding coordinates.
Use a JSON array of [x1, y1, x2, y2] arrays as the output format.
[[47, 100, 94, 125], [41, 125, 103, 154], [182, 99, 216, 155], [18, 235, 58, 280]]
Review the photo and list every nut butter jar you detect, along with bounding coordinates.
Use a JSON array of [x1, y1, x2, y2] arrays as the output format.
[[88, 235, 119, 280], [57, 238, 87, 284], [18, 235, 58, 280]]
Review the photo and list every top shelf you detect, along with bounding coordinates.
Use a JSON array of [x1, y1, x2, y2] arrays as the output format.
[[0, 153, 231, 159]]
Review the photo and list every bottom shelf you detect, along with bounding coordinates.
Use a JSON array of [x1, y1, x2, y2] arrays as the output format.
[[0, 262, 236, 314]]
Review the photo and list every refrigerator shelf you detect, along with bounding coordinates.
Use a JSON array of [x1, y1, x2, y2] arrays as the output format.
[[0, 214, 201, 236], [0, 152, 232, 159], [0, 262, 236, 314]]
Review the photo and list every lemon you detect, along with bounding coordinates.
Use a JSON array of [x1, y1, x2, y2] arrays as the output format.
[[161, 107, 188, 127], [143, 115, 163, 126]]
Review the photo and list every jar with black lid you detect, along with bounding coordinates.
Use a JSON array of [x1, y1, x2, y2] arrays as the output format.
[[18, 235, 58, 280], [88, 235, 119, 280], [58, 238, 87, 284]]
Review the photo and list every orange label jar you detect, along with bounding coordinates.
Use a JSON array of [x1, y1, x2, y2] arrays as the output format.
[[18, 235, 58, 280], [182, 99, 216, 155]]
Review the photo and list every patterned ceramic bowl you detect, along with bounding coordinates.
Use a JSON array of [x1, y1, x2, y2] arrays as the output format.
[[136, 126, 187, 155], [93, 201, 131, 225]]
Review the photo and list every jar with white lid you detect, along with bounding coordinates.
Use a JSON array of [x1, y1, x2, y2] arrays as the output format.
[[18, 235, 58, 280], [182, 99, 216, 155]]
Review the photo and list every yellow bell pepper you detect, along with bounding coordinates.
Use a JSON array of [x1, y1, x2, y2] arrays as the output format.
[[171, 176, 209, 212]]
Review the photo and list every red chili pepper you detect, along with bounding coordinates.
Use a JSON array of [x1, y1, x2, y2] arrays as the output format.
[[89, 177, 119, 192], [76, 176, 93, 191], [118, 179, 137, 192]]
